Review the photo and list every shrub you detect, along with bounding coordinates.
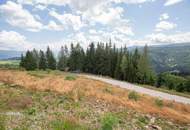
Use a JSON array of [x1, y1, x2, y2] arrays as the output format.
[[155, 98, 163, 107], [51, 119, 88, 130], [65, 75, 76, 81], [138, 116, 149, 125], [175, 83, 185, 92], [128, 91, 139, 101], [101, 113, 119, 130], [26, 107, 36, 115], [103, 87, 113, 94], [0, 115, 6, 130]]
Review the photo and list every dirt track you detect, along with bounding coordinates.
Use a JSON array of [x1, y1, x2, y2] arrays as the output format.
[[83, 75, 190, 104]]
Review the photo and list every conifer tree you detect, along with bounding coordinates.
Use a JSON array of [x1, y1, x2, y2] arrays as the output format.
[[132, 48, 140, 82], [85, 42, 95, 73], [121, 54, 128, 81], [137, 45, 155, 84], [32, 49, 39, 68], [68, 43, 85, 71], [114, 49, 123, 80], [58, 45, 68, 71], [19, 53, 25, 68], [39, 50, 47, 70], [46, 46, 56, 70], [24, 50, 37, 70]]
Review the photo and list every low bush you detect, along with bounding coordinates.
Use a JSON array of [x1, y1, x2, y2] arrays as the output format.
[[0, 115, 6, 130], [155, 98, 163, 107], [101, 113, 119, 130], [128, 91, 139, 101], [65, 75, 76, 80], [51, 119, 88, 130], [26, 107, 36, 115]]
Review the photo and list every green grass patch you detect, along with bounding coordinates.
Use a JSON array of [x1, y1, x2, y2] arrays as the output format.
[[27, 71, 49, 78], [0, 115, 6, 130], [50, 119, 89, 130], [103, 87, 113, 94], [155, 98, 164, 108], [0, 60, 20, 69], [65, 75, 77, 81], [0, 60, 20, 65], [128, 91, 140, 101], [101, 113, 119, 130]]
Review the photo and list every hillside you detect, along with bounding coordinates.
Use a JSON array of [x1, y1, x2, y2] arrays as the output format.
[[0, 70, 190, 130], [128, 43, 190, 74], [148, 43, 190, 74]]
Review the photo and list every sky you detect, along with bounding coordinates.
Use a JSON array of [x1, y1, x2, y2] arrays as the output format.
[[0, 0, 190, 51]]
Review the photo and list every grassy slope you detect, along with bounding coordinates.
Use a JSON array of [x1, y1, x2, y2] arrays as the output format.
[[0, 70, 190, 130], [0, 60, 20, 69], [0, 60, 20, 65]]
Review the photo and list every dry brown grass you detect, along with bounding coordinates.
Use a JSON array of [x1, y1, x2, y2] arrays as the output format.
[[0, 69, 190, 124]]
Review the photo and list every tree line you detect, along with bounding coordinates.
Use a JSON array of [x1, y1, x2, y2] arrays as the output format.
[[20, 41, 190, 92], [20, 42, 156, 85]]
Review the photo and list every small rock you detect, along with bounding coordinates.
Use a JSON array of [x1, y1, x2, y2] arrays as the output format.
[[149, 125, 162, 130], [150, 117, 156, 124]]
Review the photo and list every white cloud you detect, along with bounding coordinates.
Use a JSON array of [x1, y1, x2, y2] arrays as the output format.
[[159, 13, 169, 21], [89, 29, 97, 34], [35, 4, 46, 10], [45, 21, 64, 31], [83, 6, 124, 25], [164, 0, 183, 6], [112, 0, 155, 4], [155, 21, 177, 31], [69, 0, 104, 12], [115, 25, 134, 36], [17, 0, 70, 6], [0, 30, 31, 50], [146, 32, 190, 43], [49, 10, 84, 31], [0, 1, 43, 31]]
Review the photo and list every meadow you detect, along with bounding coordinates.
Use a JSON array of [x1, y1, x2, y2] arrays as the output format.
[[0, 69, 190, 130], [0, 60, 20, 69]]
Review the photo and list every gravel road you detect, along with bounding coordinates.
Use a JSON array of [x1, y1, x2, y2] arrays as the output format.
[[83, 75, 190, 104]]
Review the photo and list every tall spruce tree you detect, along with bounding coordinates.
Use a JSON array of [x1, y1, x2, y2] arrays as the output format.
[[85, 42, 95, 73], [121, 54, 128, 81], [58, 45, 68, 71], [23, 50, 37, 70], [68, 43, 85, 71], [32, 49, 39, 68], [94, 43, 106, 75], [46, 46, 56, 70], [39, 50, 47, 70], [137, 45, 155, 84], [114, 49, 123, 80], [132, 48, 140, 82], [19, 53, 25, 68]]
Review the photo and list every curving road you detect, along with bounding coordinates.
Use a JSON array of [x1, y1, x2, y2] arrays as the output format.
[[83, 75, 190, 104]]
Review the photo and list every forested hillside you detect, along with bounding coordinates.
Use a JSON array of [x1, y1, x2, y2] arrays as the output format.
[[148, 43, 190, 74]]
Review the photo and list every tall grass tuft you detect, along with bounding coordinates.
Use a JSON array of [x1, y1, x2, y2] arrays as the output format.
[[101, 113, 119, 130], [128, 91, 140, 101]]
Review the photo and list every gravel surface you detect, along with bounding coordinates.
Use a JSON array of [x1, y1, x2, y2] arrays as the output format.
[[83, 75, 190, 104]]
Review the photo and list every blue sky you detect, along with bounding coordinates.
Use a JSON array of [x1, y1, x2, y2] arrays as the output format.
[[0, 0, 190, 51]]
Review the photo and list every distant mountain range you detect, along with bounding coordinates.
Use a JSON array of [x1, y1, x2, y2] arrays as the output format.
[[0, 43, 190, 74], [0, 50, 23, 60]]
